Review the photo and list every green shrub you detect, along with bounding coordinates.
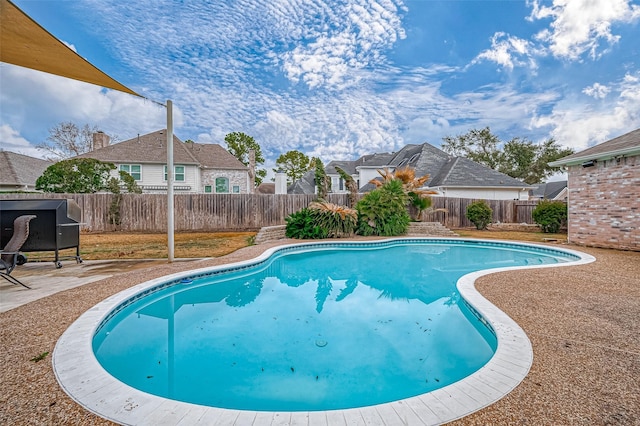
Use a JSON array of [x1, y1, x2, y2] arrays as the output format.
[[466, 200, 493, 230], [285, 208, 328, 239], [356, 179, 410, 236], [532, 200, 567, 233]]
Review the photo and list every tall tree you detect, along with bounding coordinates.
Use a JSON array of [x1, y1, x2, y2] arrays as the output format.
[[274, 150, 311, 184], [313, 158, 331, 199], [224, 132, 266, 186], [498, 137, 574, 184], [37, 122, 108, 160], [441, 127, 502, 169], [441, 127, 574, 184]]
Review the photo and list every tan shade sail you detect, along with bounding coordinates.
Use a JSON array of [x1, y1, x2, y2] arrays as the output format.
[[1, 0, 140, 97]]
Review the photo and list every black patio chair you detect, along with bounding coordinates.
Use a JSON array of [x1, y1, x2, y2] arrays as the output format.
[[0, 214, 37, 289]]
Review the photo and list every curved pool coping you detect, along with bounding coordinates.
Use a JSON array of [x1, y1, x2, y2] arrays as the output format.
[[53, 238, 595, 425]]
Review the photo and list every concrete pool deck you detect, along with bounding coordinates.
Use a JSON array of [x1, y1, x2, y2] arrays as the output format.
[[1, 239, 638, 425]]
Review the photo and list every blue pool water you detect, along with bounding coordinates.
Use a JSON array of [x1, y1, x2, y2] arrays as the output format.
[[93, 240, 577, 411]]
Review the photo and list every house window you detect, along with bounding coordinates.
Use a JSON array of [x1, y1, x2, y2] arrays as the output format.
[[216, 177, 229, 193], [164, 165, 186, 182], [232, 185, 240, 193], [332, 177, 344, 191], [119, 164, 141, 181], [204, 185, 212, 193]]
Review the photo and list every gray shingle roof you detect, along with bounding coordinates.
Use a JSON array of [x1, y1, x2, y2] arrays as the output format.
[[74, 129, 247, 170], [288, 170, 316, 194], [549, 128, 640, 166], [0, 151, 53, 188], [354, 152, 395, 168], [531, 180, 567, 199], [182, 142, 248, 170], [429, 156, 529, 188], [326, 160, 357, 175], [290, 142, 530, 194]]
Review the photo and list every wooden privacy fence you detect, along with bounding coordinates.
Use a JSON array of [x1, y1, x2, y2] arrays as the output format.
[[428, 198, 540, 229], [0, 193, 542, 232]]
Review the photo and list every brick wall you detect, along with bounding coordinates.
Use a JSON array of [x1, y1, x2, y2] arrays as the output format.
[[201, 170, 248, 193], [567, 154, 639, 251]]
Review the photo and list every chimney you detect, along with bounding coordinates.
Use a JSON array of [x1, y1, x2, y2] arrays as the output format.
[[93, 131, 110, 150], [275, 169, 287, 194]]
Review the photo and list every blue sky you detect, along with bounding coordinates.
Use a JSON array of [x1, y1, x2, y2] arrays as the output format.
[[2, 0, 639, 174]]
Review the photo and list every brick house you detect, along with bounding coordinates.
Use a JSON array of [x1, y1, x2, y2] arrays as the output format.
[[74, 130, 250, 194], [549, 128, 640, 251]]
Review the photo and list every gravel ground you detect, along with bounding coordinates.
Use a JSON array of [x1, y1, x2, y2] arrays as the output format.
[[1, 241, 638, 425]]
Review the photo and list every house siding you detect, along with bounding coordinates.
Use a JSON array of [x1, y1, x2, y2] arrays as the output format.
[[358, 167, 387, 189], [112, 163, 200, 193], [432, 187, 529, 200], [567, 155, 639, 251]]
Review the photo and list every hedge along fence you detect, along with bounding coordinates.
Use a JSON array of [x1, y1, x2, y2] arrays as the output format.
[[0, 193, 542, 232]]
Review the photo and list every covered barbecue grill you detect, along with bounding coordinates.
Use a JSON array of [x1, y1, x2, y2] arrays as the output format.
[[0, 199, 82, 268]]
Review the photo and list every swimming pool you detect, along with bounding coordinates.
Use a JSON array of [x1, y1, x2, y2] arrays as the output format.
[[54, 238, 594, 425]]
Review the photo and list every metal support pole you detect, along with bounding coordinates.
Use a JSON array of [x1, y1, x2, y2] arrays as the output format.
[[167, 100, 174, 262]]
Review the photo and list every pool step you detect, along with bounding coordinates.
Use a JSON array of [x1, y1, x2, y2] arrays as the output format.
[[407, 222, 459, 237]]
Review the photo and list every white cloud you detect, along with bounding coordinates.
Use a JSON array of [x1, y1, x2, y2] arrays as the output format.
[[278, 1, 406, 89], [0, 64, 167, 148], [472, 32, 539, 70], [528, 0, 640, 60], [0, 124, 45, 158], [531, 72, 640, 150], [582, 82, 610, 99]]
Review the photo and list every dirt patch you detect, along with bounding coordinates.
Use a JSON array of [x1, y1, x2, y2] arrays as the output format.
[[25, 231, 256, 261], [23, 228, 569, 263]]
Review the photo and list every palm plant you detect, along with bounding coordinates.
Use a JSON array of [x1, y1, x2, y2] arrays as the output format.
[[308, 201, 358, 237], [370, 166, 440, 221], [356, 179, 410, 236]]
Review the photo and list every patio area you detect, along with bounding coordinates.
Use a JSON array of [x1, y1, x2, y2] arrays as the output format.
[[0, 240, 638, 425]]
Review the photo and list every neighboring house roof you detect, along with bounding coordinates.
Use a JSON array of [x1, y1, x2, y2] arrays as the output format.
[[74, 129, 247, 170], [183, 143, 248, 170], [288, 170, 316, 194], [326, 160, 358, 175], [320, 142, 529, 193], [549, 128, 640, 167], [531, 180, 567, 199], [256, 183, 275, 194], [429, 156, 529, 188], [0, 151, 53, 189], [354, 152, 395, 169]]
